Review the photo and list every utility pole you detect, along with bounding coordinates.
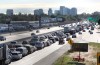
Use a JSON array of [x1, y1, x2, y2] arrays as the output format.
[[39, 15, 42, 28]]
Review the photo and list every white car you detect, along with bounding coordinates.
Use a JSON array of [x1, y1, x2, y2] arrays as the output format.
[[11, 51, 22, 60], [16, 47, 28, 56]]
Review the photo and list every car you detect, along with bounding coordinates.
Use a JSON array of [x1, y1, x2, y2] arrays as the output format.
[[88, 30, 91, 32], [65, 33, 70, 37], [36, 30, 39, 33], [10, 41, 17, 44], [89, 31, 93, 34], [78, 32, 82, 34], [14, 44, 23, 48], [91, 27, 94, 30], [22, 41, 29, 45], [86, 27, 89, 29], [48, 36, 56, 43], [34, 42, 44, 49], [39, 36, 48, 47], [31, 33, 36, 36], [23, 44, 37, 54], [59, 37, 65, 45], [11, 51, 22, 60], [16, 47, 28, 56], [82, 29, 86, 32], [72, 34, 77, 38], [69, 29, 76, 35], [30, 38, 45, 49], [47, 39, 53, 44], [8, 41, 18, 48], [53, 36, 59, 41], [0, 36, 6, 41], [47, 27, 50, 29]]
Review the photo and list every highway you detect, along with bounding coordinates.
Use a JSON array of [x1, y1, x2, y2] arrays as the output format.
[[2, 23, 99, 65], [9, 27, 100, 65], [0, 26, 63, 44]]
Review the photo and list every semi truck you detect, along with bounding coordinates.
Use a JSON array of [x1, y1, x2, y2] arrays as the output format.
[[0, 44, 12, 65]]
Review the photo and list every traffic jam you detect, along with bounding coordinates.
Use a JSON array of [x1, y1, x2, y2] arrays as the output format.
[[0, 21, 96, 65]]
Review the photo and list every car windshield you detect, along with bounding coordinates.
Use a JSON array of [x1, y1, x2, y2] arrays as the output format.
[[12, 53, 18, 55], [16, 49, 23, 52], [31, 38, 38, 41], [39, 38, 45, 41]]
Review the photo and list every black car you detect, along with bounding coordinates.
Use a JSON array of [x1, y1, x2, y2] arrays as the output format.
[[0, 36, 6, 41], [82, 29, 86, 32], [59, 37, 65, 45], [36, 30, 39, 33], [72, 34, 77, 38], [31, 33, 36, 36], [89, 31, 93, 34], [65, 33, 70, 37], [91, 27, 94, 30]]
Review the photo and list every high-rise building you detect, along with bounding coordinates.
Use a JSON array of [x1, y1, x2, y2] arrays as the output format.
[[60, 6, 71, 15], [48, 8, 53, 16], [34, 9, 44, 15], [60, 6, 65, 15], [70, 8, 77, 16], [39, 9, 44, 15], [6, 9, 13, 16], [65, 8, 70, 15], [54, 10, 60, 15], [34, 9, 39, 15]]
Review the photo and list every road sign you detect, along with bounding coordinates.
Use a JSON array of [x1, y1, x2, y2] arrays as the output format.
[[72, 43, 88, 52], [68, 39, 74, 45], [97, 52, 100, 65]]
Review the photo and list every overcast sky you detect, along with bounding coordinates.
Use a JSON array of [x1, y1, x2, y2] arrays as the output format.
[[0, 0, 100, 14]]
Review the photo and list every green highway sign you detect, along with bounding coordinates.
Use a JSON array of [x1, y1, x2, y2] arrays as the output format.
[[87, 17, 99, 23]]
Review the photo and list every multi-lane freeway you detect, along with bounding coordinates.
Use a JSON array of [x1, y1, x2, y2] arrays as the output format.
[[0, 22, 99, 65], [0, 26, 63, 44]]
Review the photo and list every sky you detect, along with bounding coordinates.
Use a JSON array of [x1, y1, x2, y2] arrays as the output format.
[[0, 0, 100, 14]]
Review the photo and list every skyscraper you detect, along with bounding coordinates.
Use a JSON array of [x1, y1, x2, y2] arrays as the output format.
[[70, 8, 77, 16], [48, 8, 53, 16], [6, 9, 13, 16], [54, 10, 60, 15], [39, 9, 44, 15], [60, 6, 65, 15], [34, 9, 44, 15]]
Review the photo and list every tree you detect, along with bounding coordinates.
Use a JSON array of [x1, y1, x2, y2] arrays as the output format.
[[98, 19, 100, 25], [97, 19, 100, 29]]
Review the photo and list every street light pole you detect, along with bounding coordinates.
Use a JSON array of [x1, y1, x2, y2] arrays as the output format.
[[39, 15, 41, 28]]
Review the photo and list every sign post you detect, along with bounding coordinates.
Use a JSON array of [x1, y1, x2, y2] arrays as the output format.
[[72, 43, 88, 62], [97, 52, 100, 65], [68, 39, 74, 45]]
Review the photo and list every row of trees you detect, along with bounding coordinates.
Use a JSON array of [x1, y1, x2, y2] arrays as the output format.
[[1, 12, 99, 24]]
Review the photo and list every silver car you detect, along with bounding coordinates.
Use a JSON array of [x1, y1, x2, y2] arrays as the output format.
[[11, 51, 22, 60], [16, 47, 28, 56]]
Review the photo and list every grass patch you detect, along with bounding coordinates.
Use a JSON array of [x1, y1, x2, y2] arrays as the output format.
[[89, 42, 100, 48], [53, 42, 100, 65], [52, 52, 72, 65]]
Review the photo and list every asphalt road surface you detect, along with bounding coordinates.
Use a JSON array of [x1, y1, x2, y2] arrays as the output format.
[[0, 26, 63, 44], [9, 40, 70, 65], [8, 24, 100, 65]]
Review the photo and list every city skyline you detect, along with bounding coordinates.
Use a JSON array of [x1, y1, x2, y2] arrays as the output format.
[[0, 0, 100, 14]]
